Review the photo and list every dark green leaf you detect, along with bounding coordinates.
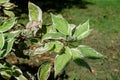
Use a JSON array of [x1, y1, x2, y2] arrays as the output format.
[[71, 49, 91, 71], [74, 58, 92, 72]]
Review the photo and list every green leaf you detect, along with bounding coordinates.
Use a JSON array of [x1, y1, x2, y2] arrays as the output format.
[[51, 14, 70, 35], [0, 33, 4, 50], [28, 2, 42, 22], [34, 42, 55, 55], [54, 46, 71, 77], [73, 20, 90, 40], [71, 48, 83, 60], [46, 25, 57, 33], [77, 29, 91, 40], [71, 49, 91, 71], [54, 41, 63, 53], [42, 32, 66, 41], [0, 71, 11, 80], [78, 45, 104, 59], [0, 0, 8, 4], [4, 30, 20, 39], [15, 75, 27, 80], [4, 10, 15, 17], [0, 31, 20, 58], [37, 63, 51, 80], [3, 2, 15, 10], [0, 17, 16, 32], [0, 38, 15, 58]]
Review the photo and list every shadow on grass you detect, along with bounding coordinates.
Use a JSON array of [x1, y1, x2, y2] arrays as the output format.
[[10, 0, 93, 14], [30, 0, 93, 12]]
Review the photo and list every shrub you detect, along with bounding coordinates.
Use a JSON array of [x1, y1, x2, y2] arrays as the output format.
[[0, 1, 104, 80]]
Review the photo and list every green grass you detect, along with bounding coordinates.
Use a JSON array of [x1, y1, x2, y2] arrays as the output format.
[[55, 0, 120, 80]]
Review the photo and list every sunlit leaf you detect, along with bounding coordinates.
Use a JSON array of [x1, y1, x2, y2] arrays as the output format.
[[0, 17, 16, 32], [0, 33, 4, 50], [78, 45, 104, 59], [28, 2, 42, 22], [73, 20, 90, 40], [54, 46, 71, 77], [37, 63, 51, 80], [77, 29, 92, 40], [42, 32, 66, 41], [51, 14, 70, 35]]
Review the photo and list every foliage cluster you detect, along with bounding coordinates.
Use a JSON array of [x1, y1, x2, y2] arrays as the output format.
[[0, 1, 104, 80]]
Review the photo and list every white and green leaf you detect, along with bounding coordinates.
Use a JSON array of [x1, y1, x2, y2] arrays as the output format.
[[78, 45, 104, 59], [54, 46, 71, 77], [28, 2, 42, 22], [0, 17, 16, 32], [73, 20, 90, 40], [51, 14, 70, 35], [1, 38, 15, 58], [37, 63, 51, 80], [0, 71, 11, 80], [15, 75, 27, 80], [42, 32, 66, 41], [34, 42, 55, 55], [4, 10, 15, 17], [4, 30, 20, 39], [54, 41, 63, 53], [3, 2, 15, 10], [0, 33, 4, 50], [71, 48, 83, 60]]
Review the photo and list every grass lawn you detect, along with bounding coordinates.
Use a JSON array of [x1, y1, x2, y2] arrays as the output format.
[[50, 0, 120, 80]]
